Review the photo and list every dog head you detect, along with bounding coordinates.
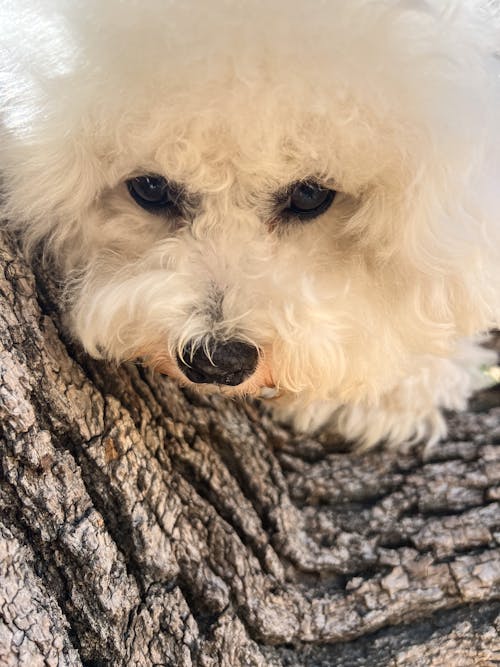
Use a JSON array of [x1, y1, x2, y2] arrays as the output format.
[[2, 0, 499, 402]]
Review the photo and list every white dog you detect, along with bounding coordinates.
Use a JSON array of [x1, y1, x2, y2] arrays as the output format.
[[1, 0, 499, 449]]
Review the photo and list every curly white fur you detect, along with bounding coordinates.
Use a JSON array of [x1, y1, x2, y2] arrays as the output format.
[[1, 0, 499, 448]]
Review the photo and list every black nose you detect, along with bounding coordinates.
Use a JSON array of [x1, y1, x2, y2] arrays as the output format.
[[177, 339, 259, 386]]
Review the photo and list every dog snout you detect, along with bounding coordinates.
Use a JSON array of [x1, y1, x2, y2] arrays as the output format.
[[176, 339, 259, 386]]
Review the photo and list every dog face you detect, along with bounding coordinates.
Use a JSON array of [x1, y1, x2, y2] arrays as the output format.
[[2, 0, 499, 403], [61, 98, 395, 401]]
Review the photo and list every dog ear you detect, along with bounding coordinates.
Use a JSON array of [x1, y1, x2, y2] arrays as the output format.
[[369, 2, 500, 341], [0, 1, 109, 259], [0, 117, 105, 258], [390, 136, 500, 342]]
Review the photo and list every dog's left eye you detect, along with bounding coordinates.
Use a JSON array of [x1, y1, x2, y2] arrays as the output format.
[[281, 182, 336, 222], [126, 175, 180, 213]]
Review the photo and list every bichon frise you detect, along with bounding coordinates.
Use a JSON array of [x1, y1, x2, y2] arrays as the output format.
[[1, 0, 499, 449]]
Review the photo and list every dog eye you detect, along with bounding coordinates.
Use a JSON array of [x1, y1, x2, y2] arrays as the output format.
[[285, 182, 336, 220], [126, 175, 181, 212]]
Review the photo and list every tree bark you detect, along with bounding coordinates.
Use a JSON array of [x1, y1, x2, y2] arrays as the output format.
[[1, 228, 500, 667]]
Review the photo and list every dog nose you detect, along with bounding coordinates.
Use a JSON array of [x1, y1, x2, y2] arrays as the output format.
[[177, 339, 259, 386]]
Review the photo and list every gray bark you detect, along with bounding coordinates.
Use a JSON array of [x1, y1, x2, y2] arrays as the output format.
[[1, 228, 500, 666]]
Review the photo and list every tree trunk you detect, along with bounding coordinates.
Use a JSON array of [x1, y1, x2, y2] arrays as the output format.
[[1, 228, 500, 667]]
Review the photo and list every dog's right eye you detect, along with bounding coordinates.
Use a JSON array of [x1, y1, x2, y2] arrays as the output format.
[[126, 175, 180, 213]]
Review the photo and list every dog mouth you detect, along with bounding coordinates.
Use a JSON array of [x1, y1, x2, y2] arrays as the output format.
[[257, 385, 280, 398]]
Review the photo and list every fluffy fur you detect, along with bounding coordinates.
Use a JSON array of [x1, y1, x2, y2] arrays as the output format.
[[1, 0, 499, 449]]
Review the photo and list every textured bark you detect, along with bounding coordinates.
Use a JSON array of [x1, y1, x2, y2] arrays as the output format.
[[1, 228, 500, 666]]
